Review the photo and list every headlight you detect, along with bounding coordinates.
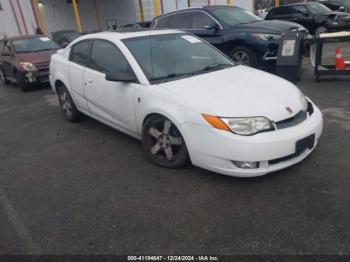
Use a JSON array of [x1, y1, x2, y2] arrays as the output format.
[[221, 117, 274, 135], [20, 62, 36, 71], [300, 92, 308, 111], [251, 33, 281, 41], [202, 114, 274, 136]]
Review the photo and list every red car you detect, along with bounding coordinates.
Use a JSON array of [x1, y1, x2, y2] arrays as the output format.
[[0, 35, 58, 91]]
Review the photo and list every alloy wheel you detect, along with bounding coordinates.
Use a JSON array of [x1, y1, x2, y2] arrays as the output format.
[[231, 50, 251, 66], [58, 89, 73, 118], [147, 119, 183, 162]]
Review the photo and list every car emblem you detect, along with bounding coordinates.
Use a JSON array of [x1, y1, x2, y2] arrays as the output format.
[[286, 107, 293, 114]]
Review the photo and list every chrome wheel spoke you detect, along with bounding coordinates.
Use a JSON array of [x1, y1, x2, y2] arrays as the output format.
[[163, 120, 172, 134], [164, 147, 174, 160], [149, 127, 161, 139], [169, 136, 182, 146], [151, 143, 161, 155]]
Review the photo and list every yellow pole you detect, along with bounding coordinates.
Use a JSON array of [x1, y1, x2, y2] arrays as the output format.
[[72, 0, 83, 32], [227, 0, 232, 5], [153, 0, 160, 17], [93, 0, 101, 30], [33, 0, 47, 35], [139, 0, 145, 22], [275, 0, 280, 7]]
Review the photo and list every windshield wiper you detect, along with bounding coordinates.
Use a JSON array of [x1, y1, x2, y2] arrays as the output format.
[[150, 72, 195, 83], [194, 63, 233, 74]]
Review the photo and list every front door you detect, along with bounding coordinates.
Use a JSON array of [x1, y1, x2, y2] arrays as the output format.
[[83, 39, 138, 134]]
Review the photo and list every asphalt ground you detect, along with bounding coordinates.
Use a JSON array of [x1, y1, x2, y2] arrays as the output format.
[[0, 53, 350, 255]]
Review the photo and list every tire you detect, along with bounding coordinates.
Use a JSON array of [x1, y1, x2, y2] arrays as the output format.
[[315, 26, 327, 37], [229, 45, 257, 67], [15, 71, 30, 92], [0, 68, 10, 85], [57, 85, 81, 122], [141, 115, 190, 169]]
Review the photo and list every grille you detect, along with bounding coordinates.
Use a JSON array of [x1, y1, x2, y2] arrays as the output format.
[[34, 62, 50, 70], [275, 102, 314, 130]]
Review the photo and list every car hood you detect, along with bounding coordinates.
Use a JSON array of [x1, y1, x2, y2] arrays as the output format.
[[15, 50, 57, 64], [160, 66, 304, 122], [228, 20, 306, 34]]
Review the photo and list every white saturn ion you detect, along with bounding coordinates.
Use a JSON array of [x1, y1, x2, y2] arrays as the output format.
[[49, 30, 323, 177]]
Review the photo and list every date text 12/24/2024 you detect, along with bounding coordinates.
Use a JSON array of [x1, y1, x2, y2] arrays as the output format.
[[127, 256, 220, 261]]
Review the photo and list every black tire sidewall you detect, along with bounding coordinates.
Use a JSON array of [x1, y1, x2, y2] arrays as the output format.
[[141, 116, 190, 169], [16, 71, 30, 92]]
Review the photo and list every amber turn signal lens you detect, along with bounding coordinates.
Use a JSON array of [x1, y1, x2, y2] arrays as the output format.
[[202, 114, 230, 132]]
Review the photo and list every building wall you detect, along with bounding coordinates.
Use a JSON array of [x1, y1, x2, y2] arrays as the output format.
[[0, 0, 36, 38]]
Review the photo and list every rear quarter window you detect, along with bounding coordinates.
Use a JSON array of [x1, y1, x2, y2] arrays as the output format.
[[70, 40, 92, 66]]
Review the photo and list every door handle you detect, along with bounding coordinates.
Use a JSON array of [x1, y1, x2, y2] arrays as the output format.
[[86, 78, 92, 84]]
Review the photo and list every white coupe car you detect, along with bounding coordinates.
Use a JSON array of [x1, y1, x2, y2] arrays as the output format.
[[49, 30, 323, 177]]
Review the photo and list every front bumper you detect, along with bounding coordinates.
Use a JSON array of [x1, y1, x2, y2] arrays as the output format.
[[182, 102, 323, 177], [23, 69, 50, 84]]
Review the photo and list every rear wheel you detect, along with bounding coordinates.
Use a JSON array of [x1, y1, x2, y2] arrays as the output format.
[[57, 85, 81, 122], [0, 68, 10, 85], [141, 115, 190, 169], [230, 45, 257, 67]]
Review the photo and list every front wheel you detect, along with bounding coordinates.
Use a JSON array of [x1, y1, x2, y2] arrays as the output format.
[[141, 116, 190, 169], [16, 71, 30, 92], [229, 46, 257, 67]]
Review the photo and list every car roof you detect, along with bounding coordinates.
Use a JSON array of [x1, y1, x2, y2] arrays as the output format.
[[154, 5, 242, 20], [71, 29, 186, 42]]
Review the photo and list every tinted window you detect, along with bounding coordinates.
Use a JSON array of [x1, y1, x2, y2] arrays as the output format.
[[169, 12, 193, 29], [291, 5, 309, 15], [212, 7, 262, 26], [155, 17, 170, 28], [70, 40, 92, 66], [193, 12, 215, 29], [269, 6, 291, 16], [0, 41, 4, 52], [89, 40, 130, 74]]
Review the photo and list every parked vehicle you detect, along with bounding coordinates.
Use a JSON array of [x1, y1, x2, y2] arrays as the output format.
[[120, 21, 152, 30], [317, 0, 350, 12], [0, 35, 59, 91], [49, 31, 323, 177], [52, 30, 82, 48], [266, 2, 350, 35], [151, 6, 307, 68]]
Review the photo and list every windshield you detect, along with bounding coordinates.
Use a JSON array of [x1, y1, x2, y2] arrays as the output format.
[[13, 36, 59, 53], [212, 7, 262, 26], [123, 34, 234, 84], [308, 3, 332, 14], [63, 32, 81, 42], [339, 0, 350, 7]]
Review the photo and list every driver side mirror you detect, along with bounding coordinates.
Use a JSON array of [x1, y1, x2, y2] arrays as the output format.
[[338, 6, 346, 12], [204, 22, 220, 32], [105, 71, 137, 83]]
